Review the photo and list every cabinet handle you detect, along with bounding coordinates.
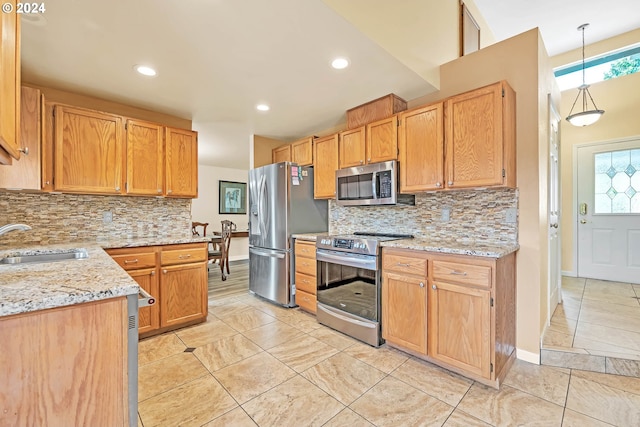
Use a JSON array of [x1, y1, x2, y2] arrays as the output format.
[[19, 147, 29, 156], [450, 270, 468, 276], [396, 262, 410, 267], [432, 284, 437, 290], [163, 269, 167, 274], [124, 259, 139, 264], [419, 282, 424, 288], [178, 254, 192, 259], [447, 181, 453, 186]]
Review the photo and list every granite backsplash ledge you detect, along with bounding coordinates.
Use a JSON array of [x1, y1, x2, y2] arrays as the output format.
[[329, 188, 518, 245], [0, 193, 192, 247]]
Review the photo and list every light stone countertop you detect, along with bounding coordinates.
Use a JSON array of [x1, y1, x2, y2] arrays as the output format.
[[292, 233, 517, 258], [0, 236, 211, 318]]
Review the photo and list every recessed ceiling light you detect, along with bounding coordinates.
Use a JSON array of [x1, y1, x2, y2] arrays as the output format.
[[256, 104, 270, 111], [331, 57, 349, 70], [134, 65, 157, 77]]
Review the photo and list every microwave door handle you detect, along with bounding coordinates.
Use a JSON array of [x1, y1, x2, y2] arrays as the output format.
[[372, 172, 378, 199]]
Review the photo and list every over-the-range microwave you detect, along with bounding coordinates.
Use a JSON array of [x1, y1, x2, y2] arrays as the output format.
[[335, 160, 415, 206]]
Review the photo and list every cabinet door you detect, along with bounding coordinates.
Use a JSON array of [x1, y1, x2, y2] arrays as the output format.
[[41, 102, 54, 191], [366, 115, 398, 164], [445, 83, 504, 188], [54, 105, 124, 194], [160, 262, 207, 328], [165, 127, 197, 198], [428, 280, 491, 379], [398, 103, 444, 192], [272, 144, 291, 163], [0, 2, 21, 163], [126, 119, 164, 196], [313, 133, 339, 199], [339, 127, 365, 168], [291, 137, 313, 166], [129, 268, 160, 334], [0, 86, 42, 190], [382, 272, 427, 355]]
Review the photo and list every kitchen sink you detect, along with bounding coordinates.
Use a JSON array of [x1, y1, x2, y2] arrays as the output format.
[[0, 248, 89, 265]]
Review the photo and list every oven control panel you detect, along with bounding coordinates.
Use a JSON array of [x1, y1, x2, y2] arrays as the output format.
[[333, 238, 353, 250], [317, 237, 372, 254]]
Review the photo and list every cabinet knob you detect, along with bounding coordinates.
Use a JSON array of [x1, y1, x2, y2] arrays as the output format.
[[19, 147, 29, 156], [162, 269, 167, 274], [45, 180, 50, 185], [359, 160, 363, 164], [419, 282, 424, 288], [150, 270, 155, 276], [447, 181, 453, 186], [167, 190, 172, 194], [157, 189, 162, 193], [432, 284, 437, 290], [436, 182, 442, 187], [367, 158, 371, 162], [115, 186, 121, 191]]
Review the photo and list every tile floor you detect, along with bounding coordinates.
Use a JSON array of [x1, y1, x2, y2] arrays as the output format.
[[542, 277, 640, 376], [137, 292, 640, 426]]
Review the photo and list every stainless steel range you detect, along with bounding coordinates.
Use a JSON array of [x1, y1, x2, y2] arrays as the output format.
[[315, 232, 413, 347]]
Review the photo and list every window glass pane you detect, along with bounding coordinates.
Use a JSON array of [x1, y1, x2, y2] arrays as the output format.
[[594, 149, 640, 214]]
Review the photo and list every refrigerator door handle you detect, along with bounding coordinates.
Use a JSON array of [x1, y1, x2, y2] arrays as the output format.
[[259, 175, 268, 238], [250, 247, 285, 259]]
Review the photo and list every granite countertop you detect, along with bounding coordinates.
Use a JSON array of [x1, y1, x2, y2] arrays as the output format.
[[0, 235, 211, 318], [381, 237, 519, 258], [0, 244, 139, 317], [292, 233, 517, 258]]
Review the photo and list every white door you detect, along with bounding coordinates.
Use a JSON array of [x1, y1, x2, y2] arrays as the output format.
[[548, 103, 561, 320], [577, 139, 640, 284]]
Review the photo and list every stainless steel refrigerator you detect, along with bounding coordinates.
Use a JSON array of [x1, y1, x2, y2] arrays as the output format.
[[249, 162, 328, 306]]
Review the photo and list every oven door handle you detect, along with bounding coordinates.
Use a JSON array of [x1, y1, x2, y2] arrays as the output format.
[[316, 250, 377, 270]]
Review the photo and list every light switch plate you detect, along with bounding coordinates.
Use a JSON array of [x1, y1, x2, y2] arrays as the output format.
[[505, 208, 517, 223], [441, 207, 451, 222]]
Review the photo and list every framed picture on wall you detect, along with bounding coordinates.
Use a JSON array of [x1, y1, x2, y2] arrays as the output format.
[[219, 181, 247, 214]]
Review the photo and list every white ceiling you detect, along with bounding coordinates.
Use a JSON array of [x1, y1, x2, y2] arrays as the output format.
[[20, 0, 640, 170]]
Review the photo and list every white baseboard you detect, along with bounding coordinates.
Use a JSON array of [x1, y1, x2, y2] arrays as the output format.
[[562, 270, 577, 277], [517, 348, 540, 364], [229, 255, 249, 262]]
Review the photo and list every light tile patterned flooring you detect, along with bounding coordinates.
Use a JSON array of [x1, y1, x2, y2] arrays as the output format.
[[542, 277, 640, 375], [137, 291, 640, 426]]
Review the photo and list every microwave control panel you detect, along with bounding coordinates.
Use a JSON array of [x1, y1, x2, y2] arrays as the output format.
[[378, 170, 392, 198]]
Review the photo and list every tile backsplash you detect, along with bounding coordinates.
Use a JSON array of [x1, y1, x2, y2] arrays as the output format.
[[329, 188, 518, 245], [0, 193, 192, 247]]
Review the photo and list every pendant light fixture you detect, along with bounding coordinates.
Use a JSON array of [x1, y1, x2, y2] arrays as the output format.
[[566, 23, 605, 126]]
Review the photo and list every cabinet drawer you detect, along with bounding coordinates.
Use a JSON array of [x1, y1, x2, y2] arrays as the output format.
[[161, 247, 207, 265], [296, 289, 316, 314], [111, 252, 157, 271], [296, 256, 316, 276], [432, 260, 491, 288], [295, 272, 316, 295], [295, 240, 316, 260], [382, 253, 428, 276]]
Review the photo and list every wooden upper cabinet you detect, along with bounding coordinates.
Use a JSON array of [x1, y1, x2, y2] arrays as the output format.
[[398, 103, 444, 192], [366, 115, 398, 164], [272, 144, 291, 163], [291, 137, 313, 166], [54, 105, 124, 194], [0, 86, 43, 190], [42, 102, 54, 191], [338, 126, 365, 168], [165, 127, 197, 198], [0, 3, 21, 164], [313, 133, 339, 199], [126, 119, 164, 196], [444, 81, 515, 189]]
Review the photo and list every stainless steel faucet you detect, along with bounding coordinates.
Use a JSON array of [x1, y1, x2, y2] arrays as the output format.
[[0, 223, 32, 236]]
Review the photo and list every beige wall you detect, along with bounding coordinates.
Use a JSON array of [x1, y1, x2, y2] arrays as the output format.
[[252, 135, 286, 168], [23, 83, 192, 129], [408, 29, 558, 357], [560, 71, 640, 272]]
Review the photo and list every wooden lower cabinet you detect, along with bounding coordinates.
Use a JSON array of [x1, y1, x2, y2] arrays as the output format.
[[0, 297, 129, 426], [294, 239, 317, 314], [107, 242, 208, 337], [381, 247, 516, 388]]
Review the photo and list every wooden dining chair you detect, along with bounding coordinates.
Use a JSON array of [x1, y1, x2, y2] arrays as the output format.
[[192, 221, 225, 278], [218, 220, 235, 279], [191, 221, 208, 236]]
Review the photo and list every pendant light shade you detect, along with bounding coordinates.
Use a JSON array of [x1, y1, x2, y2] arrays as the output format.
[[566, 24, 605, 127]]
